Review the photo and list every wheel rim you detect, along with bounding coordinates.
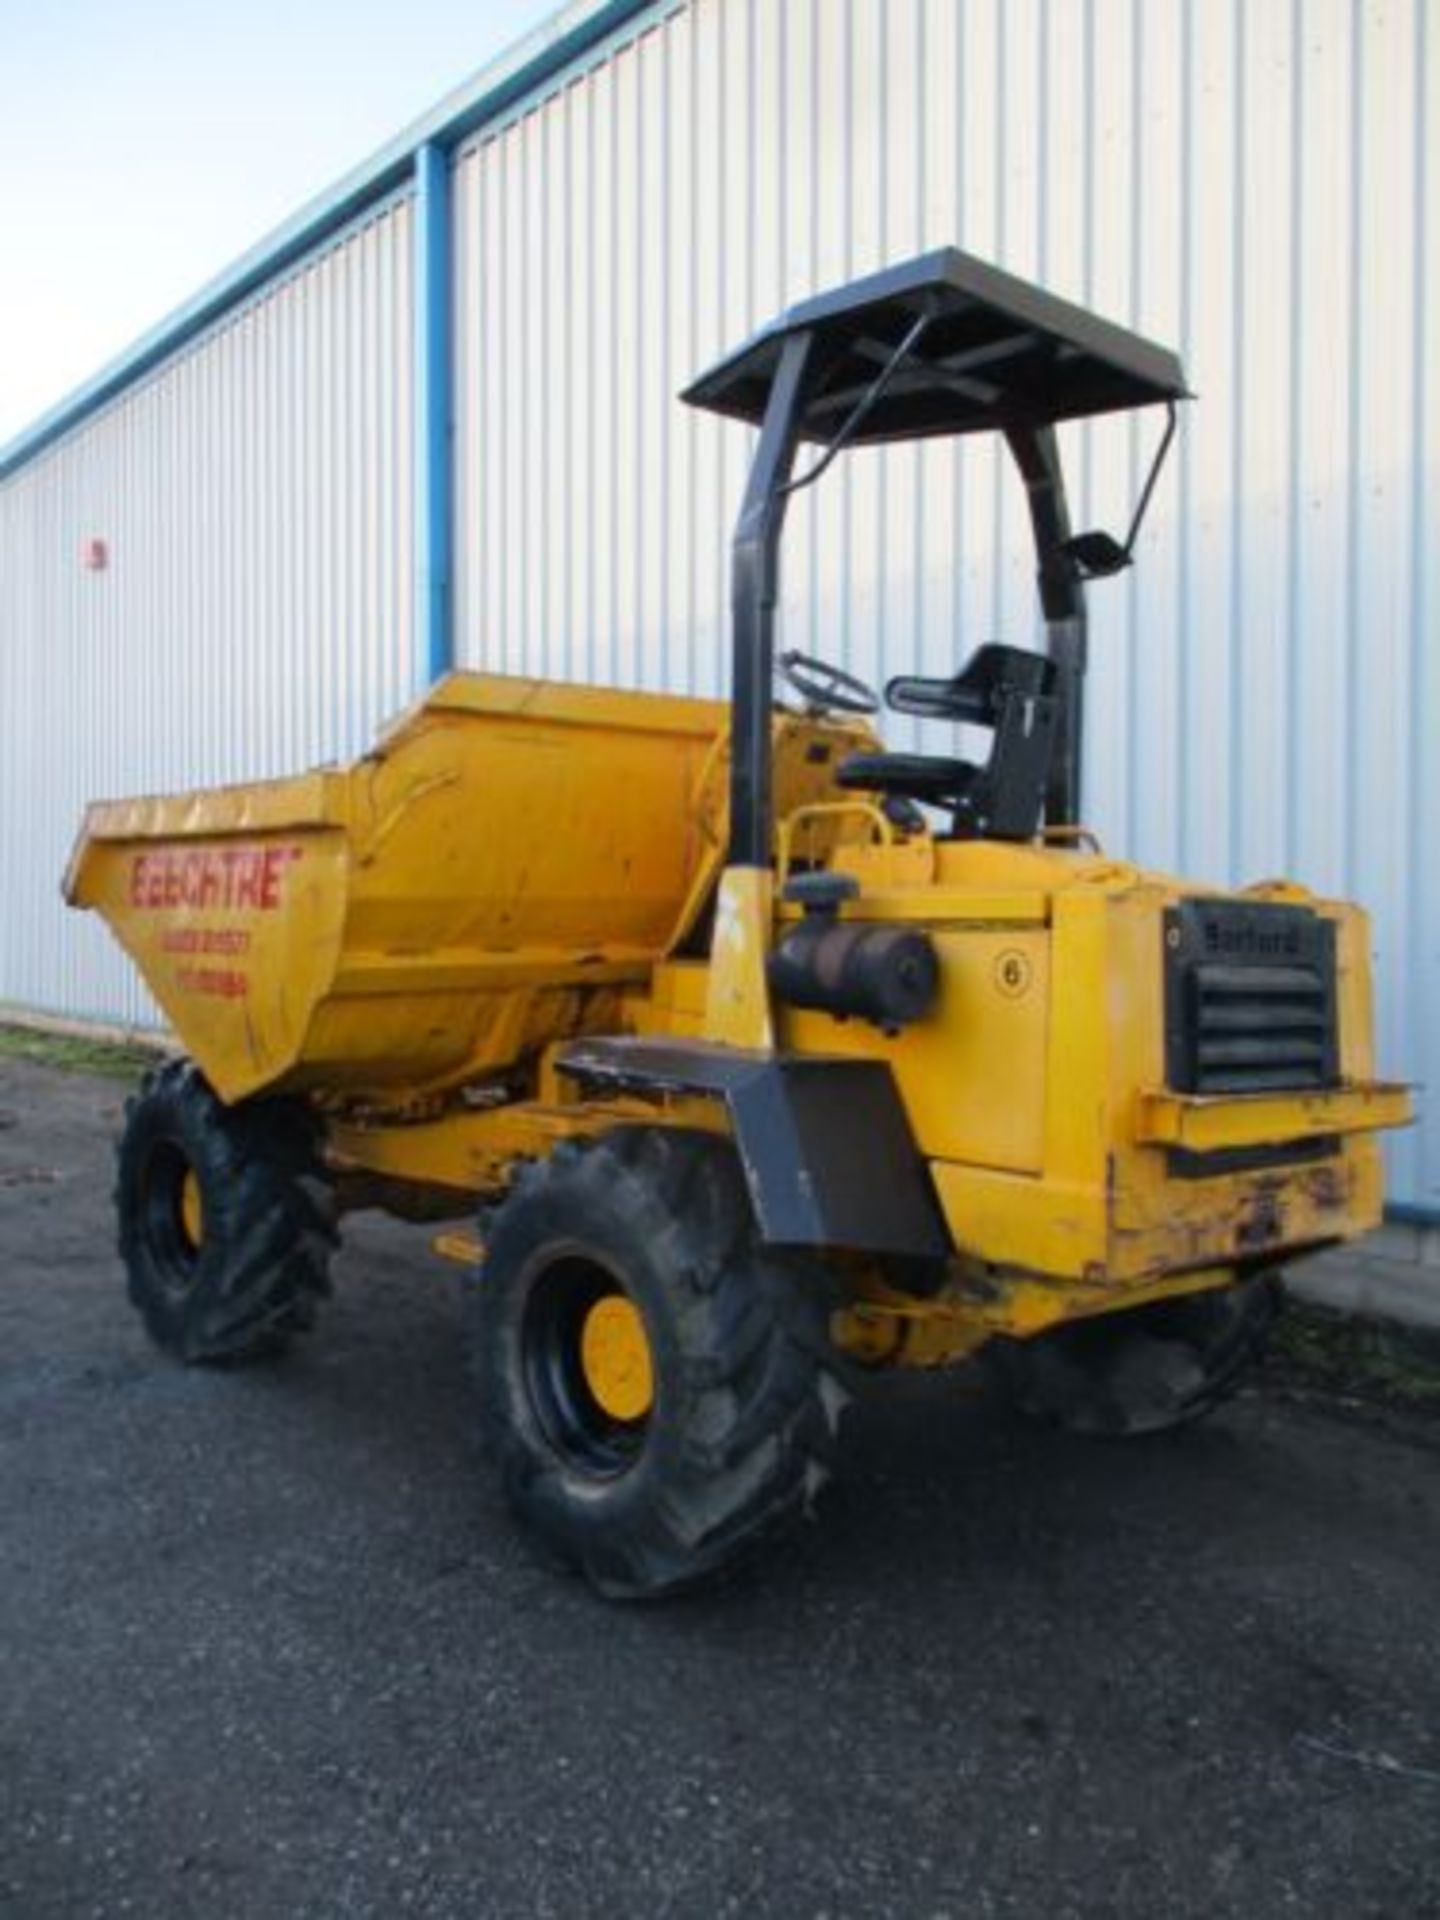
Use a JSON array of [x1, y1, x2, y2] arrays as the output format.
[[580, 1294, 655, 1423], [521, 1252, 654, 1476], [179, 1168, 205, 1250], [139, 1140, 203, 1297]]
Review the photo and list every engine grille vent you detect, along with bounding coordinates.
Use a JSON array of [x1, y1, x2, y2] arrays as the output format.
[[1164, 900, 1339, 1096]]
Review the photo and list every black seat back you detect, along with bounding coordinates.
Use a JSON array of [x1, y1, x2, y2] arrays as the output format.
[[882, 644, 1059, 841], [886, 643, 1053, 724]]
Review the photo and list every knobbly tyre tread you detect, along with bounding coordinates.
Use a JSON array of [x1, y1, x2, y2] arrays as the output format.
[[115, 1057, 338, 1364], [989, 1275, 1281, 1436], [467, 1127, 849, 1600]]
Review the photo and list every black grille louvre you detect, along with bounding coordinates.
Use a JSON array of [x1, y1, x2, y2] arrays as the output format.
[[1164, 900, 1340, 1097]]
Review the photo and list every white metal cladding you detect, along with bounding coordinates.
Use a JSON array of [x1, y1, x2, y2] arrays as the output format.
[[451, 0, 1437, 1214], [0, 194, 416, 1028]]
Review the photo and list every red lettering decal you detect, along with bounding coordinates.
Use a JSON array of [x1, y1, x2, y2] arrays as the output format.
[[130, 841, 303, 913], [175, 964, 248, 1000]]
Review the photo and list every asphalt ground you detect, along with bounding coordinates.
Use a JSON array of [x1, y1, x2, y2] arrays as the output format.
[[2, 1053, 1439, 1920]]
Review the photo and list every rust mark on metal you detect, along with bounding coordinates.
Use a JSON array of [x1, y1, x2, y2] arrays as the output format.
[[1302, 1161, 1350, 1212], [1236, 1184, 1285, 1249]]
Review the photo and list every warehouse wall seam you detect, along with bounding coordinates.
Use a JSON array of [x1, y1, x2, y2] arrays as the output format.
[[1388, 1205, 1440, 1230]]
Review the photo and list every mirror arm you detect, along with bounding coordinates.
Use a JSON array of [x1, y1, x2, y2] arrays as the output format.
[[1120, 401, 1179, 557]]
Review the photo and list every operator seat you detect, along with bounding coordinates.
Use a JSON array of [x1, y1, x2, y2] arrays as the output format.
[[837, 643, 1058, 841]]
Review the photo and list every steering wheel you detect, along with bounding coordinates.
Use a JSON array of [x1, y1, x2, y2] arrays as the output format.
[[777, 649, 880, 716]]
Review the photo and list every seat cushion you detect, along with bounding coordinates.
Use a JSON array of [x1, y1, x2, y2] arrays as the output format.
[[836, 752, 975, 802]]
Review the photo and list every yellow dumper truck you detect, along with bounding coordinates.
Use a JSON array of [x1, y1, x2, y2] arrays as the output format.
[[66, 250, 1411, 1597]]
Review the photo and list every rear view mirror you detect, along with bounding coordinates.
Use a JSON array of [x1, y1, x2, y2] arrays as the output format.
[[1062, 530, 1131, 577]]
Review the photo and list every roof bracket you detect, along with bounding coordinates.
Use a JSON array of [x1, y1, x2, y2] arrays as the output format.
[[778, 308, 934, 498]]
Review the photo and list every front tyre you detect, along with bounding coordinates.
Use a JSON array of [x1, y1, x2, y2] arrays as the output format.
[[116, 1058, 337, 1364], [468, 1129, 847, 1599], [990, 1275, 1280, 1436]]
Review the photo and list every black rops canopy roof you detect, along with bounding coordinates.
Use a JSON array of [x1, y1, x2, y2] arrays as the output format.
[[682, 247, 1188, 444]]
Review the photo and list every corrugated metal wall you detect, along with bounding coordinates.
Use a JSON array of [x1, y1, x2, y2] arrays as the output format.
[[451, 0, 1436, 1213], [0, 194, 416, 1026]]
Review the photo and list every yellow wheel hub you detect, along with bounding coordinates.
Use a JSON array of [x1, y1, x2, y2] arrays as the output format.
[[179, 1168, 204, 1249], [579, 1294, 654, 1423]]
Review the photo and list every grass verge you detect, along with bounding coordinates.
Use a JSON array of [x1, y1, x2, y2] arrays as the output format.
[[0, 1022, 161, 1082], [1270, 1299, 1440, 1418]]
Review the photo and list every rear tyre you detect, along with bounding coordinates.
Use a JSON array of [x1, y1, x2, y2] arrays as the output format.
[[467, 1128, 847, 1600], [990, 1275, 1280, 1436], [115, 1058, 337, 1363]]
